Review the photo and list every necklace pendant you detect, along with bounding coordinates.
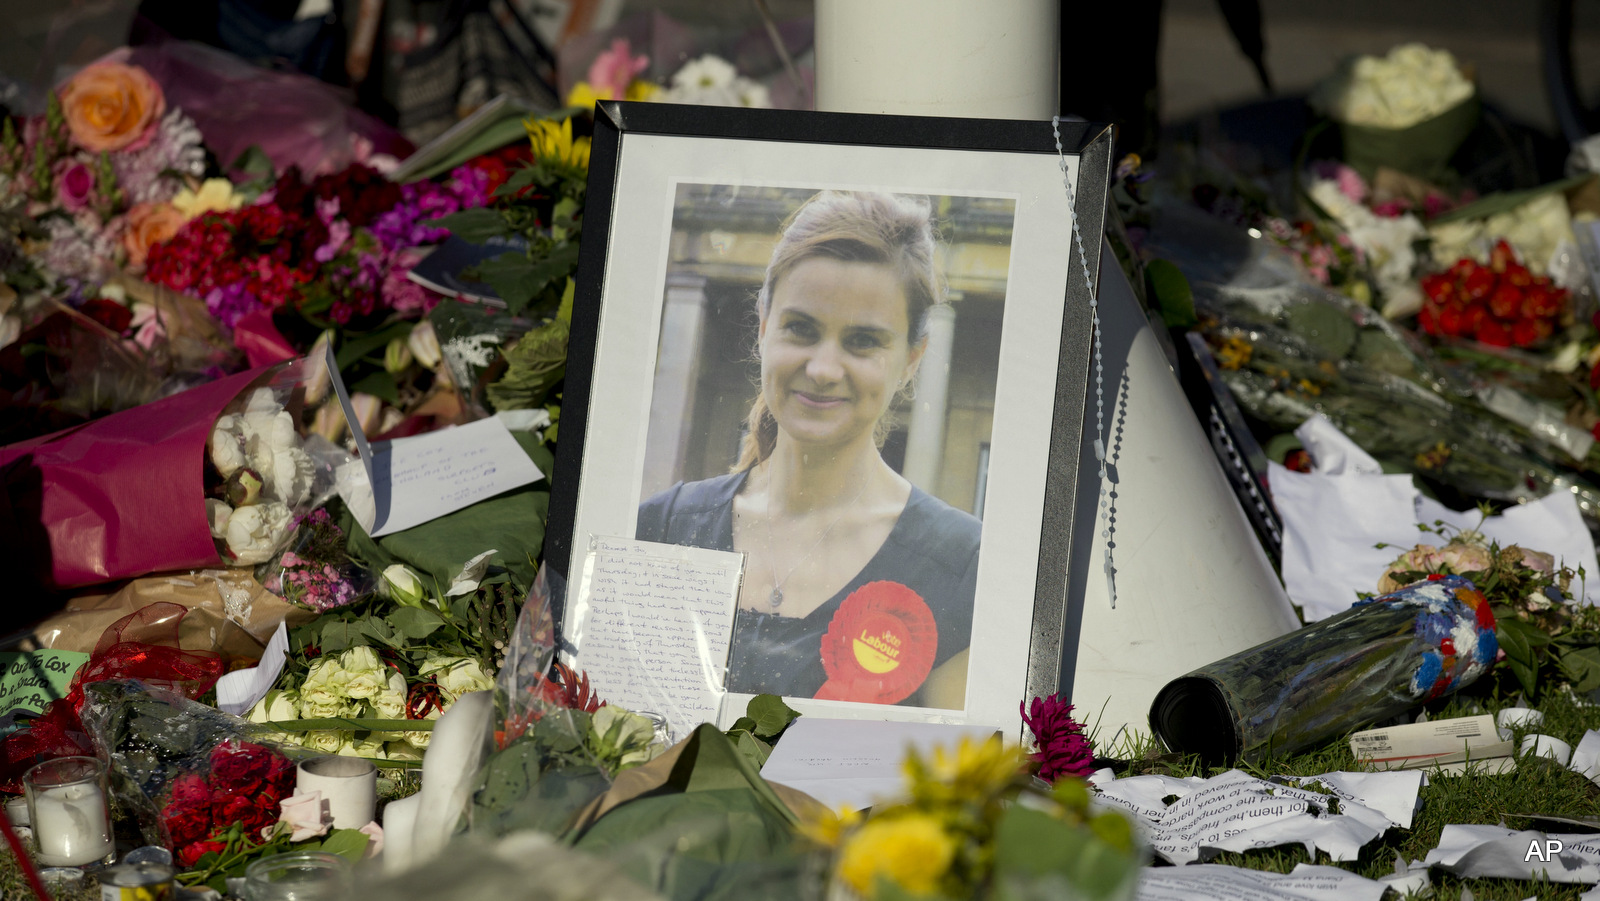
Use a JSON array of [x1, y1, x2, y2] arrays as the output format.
[[769, 587, 784, 609]]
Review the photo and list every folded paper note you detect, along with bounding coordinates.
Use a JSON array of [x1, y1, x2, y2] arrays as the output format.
[[760, 717, 1002, 811], [327, 343, 543, 536]]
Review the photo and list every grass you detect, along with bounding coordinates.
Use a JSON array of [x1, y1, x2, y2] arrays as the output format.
[[1111, 681, 1600, 899]]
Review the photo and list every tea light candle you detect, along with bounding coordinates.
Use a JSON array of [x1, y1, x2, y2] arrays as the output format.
[[30, 780, 113, 866]]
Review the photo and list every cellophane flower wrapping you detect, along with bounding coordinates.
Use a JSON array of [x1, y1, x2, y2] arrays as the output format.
[[0, 365, 264, 590], [471, 565, 619, 839], [79, 679, 319, 864], [205, 358, 349, 569], [1149, 575, 1498, 764], [1147, 204, 1600, 526]]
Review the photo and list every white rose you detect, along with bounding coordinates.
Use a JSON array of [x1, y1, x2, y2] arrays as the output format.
[[419, 655, 495, 698], [407, 320, 441, 370], [381, 564, 427, 607], [210, 417, 246, 477], [303, 730, 345, 754], [247, 689, 299, 724], [403, 707, 439, 750], [384, 741, 423, 761], [242, 387, 279, 413], [301, 658, 351, 707], [224, 501, 292, 564], [206, 499, 232, 540], [337, 737, 387, 759], [301, 698, 356, 720], [340, 647, 387, 699]]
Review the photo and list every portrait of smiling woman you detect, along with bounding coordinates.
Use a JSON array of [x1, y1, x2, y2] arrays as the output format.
[[636, 187, 1015, 709]]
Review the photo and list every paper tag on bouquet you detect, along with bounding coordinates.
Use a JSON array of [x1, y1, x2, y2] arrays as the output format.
[[326, 342, 544, 536]]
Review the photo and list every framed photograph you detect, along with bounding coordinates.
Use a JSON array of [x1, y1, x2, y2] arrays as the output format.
[[546, 101, 1112, 734]]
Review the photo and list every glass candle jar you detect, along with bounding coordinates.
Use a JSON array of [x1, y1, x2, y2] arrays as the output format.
[[24, 756, 114, 867], [243, 850, 352, 901]]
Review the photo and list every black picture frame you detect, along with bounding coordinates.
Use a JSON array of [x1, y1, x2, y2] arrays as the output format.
[[545, 100, 1113, 730]]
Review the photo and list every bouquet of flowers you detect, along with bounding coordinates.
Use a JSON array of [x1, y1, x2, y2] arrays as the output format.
[[801, 737, 1142, 901], [1310, 43, 1478, 180], [79, 681, 372, 891], [0, 360, 345, 589], [1377, 527, 1593, 699], [1418, 240, 1571, 348]]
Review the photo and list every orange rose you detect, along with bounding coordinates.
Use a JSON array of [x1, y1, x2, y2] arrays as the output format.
[[59, 62, 165, 153], [122, 202, 187, 270]]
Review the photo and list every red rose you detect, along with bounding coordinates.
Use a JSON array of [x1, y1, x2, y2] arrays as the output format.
[[1462, 266, 1496, 302], [1437, 306, 1465, 336], [162, 803, 213, 848], [1511, 318, 1549, 348], [1503, 261, 1532, 287], [212, 793, 257, 830], [1477, 319, 1512, 347], [1487, 284, 1521, 319], [210, 740, 272, 794], [169, 773, 212, 807], [177, 840, 227, 868]]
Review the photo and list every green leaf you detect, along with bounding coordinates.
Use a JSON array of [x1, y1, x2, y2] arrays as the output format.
[[729, 729, 773, 769], [746, 694, 800, 739], [229, 144, 276, 177], [1429, 174, 1593, 224], [263, 717, 434, 732], [389, 606, 446, 640], [319, 621, 363, 652], [1144, 259, 1197, 328], [428, 207, 512, 243], [991, 805, 1141, 901], [493, 165, 540, 199], [357, 617, 403, 649], [477, 242, 581, 312], [335, 320, 414, 371], [311, 828, 370, 864], [1561, 646, 1600, 695], [349, 370, 401, 406]]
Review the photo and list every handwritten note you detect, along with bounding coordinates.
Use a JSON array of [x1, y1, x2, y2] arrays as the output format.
[[567, 537, 744, 741], [0, 651, 88, 718], [326, 342, 543, 536]]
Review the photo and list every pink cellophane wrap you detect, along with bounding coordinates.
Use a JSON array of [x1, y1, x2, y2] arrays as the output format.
[[0, 366, 272, 590]]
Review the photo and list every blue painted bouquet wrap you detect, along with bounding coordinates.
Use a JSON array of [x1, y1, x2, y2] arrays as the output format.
[[1149, 575, 1498, 764]]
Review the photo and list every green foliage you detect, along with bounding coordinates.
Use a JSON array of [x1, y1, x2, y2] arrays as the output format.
[[723, 695, 801, 770], [1143, 259, 1197, 329], [486, 316, 569, 412]]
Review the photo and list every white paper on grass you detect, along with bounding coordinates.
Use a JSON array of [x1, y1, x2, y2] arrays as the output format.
[[1093, 768, 1419, 865], [325, 342, 543, 536], [1270, 415, 1600, 621], [214, 622, 288, 716], [759, 718, 1002, 811], [1424, 824, 1600, 883], [1135, 863, 1388, 901], [1572, 730, 1600, 784], [565, 537, 744, 743]]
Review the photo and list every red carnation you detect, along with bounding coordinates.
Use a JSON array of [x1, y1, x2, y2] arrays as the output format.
[[162, 802, 213, 847], [1020, 694, 1095, 783]]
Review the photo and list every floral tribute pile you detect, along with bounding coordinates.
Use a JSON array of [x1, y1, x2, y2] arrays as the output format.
[[1418, 240, 1571, 348]]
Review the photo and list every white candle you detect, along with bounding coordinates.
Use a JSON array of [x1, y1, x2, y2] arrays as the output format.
[[30, 782, 113, 866]]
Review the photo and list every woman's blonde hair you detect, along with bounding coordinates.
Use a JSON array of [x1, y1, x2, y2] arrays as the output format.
[[732, 190, 943, 472]]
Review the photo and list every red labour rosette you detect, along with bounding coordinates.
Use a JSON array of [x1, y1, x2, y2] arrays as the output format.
[[814, 581, 938, 705]]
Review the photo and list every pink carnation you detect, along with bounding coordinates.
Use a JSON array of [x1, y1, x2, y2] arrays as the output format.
[[1020, 694, 1094, 782]]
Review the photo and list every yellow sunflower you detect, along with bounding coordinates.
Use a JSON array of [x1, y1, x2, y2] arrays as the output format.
[[525, 116, 591, 171]]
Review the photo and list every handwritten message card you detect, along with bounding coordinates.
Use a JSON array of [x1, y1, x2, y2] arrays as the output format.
[[0, 651, 88, 718], [568, 537, 744, 741], [326, 342, 543, 536]]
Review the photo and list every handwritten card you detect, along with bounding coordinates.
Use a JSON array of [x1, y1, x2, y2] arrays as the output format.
[[760, 717, 1002, 811], [567, 537, 744, 741], [327, 343, 543, 536], [215, 622, 289, 716], [0, 651, 88, 718]]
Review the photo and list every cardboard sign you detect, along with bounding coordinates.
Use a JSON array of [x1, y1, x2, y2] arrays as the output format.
[[0, 650, 88, 717]]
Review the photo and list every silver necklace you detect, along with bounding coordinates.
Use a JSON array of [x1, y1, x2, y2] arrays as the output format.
[[761, 468, 872, 610], [1052, 116, 1114, 608]]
